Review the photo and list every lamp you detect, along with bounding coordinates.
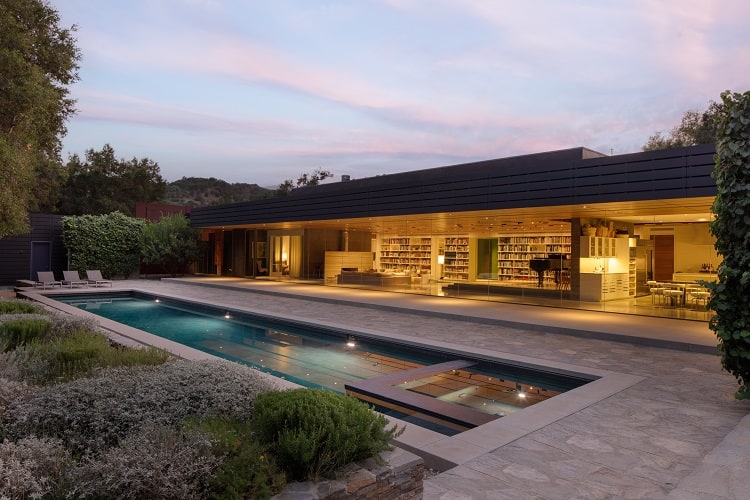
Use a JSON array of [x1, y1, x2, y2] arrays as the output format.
[[346, 335, 356, 348], [224, 311, 231, 319], [437, 254, 445, 279]]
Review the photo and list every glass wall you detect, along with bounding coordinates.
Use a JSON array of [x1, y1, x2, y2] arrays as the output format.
[[200, 210, 718, 321]]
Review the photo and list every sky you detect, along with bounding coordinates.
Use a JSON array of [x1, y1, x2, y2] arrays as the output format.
[[52, 0, 750, 188]]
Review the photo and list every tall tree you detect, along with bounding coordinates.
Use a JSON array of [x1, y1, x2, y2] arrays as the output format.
[[0, 0, 79, 237], [274, 168, 333, 196], [643, 101, 724, 151], [59, 144, 167, 216]]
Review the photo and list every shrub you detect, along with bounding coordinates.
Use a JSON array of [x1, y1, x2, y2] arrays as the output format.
[[2, 359, 279, 455], [0, 300, 42, 315], [0, 377, 31, 409], [0, 318, 51, 352], [253, 388, 403, 481], [46, 312, 100, 340], [67, 424, 219, 499], [0, 437, 72, 499], [6, 329, 169, 385], [187, 417, 285, 499]]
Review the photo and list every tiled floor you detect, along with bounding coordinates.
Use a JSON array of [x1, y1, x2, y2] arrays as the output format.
[[18, 278, 749, 499], [265, 276, 715, 322]]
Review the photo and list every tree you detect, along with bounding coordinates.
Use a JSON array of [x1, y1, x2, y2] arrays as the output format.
[[706, 90, 750, 400], [0, 0, 79, 237], [274, 168, 333, 196], [643, 101, 724, 151], [59, 144, 167, 216], [142, 214, 200, 275], [62, 212, 144, 278]]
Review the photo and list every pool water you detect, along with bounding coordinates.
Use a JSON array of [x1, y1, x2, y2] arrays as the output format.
[[57, 292, 594, 435]]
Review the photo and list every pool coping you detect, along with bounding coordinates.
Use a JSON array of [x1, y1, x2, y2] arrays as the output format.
[[18, 286, 644, 471]]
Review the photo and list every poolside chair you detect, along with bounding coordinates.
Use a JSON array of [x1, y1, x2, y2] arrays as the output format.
[[62, 270, 88, 288], [34, 271, 62, 289], [85, 270, 113, 287]]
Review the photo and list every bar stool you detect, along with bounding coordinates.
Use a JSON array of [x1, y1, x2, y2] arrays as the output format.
[[689, 289, 711, 309], [663, 288, 684, 307], [649, 285, 665, 305]]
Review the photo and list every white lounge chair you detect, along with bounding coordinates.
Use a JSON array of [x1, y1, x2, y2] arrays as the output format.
[[85, 270, 113, 287], [62, 270, 88, 288], [34, 271, 62, 289]]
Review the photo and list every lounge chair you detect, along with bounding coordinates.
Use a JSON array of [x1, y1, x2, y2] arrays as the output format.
[[34, 271, 62, 289], [62, 270, 88, 288], [85, 270, 113, 287]]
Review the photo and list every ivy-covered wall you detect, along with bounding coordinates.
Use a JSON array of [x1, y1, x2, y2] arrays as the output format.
[[62, 212, 144, 279], [708, 90, 750, 399]]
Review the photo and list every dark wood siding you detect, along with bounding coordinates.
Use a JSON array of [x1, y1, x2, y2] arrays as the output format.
[[0, 214, 66, 285], [189, 144, 716, 228]]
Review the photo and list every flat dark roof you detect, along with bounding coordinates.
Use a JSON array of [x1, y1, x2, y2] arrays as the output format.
[[190, 144, 716, 228]]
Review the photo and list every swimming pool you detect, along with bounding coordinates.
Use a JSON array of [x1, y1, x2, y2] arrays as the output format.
[[54, 291, 597, 435]]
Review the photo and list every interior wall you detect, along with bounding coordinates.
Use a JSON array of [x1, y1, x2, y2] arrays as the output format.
[[346, 231, 373, 252], [637, 223, 720, 275], [673, 223, 720, 273], [303, 229, 342, 278]]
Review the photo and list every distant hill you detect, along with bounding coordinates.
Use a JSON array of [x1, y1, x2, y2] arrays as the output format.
[[165, 177, 272, 207]]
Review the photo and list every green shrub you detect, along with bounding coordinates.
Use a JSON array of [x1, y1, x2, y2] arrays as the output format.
[[47, 313, 100, 341], [253, 388, 403, 481], [11, 329, 169, 384], [0, 318, 51, 352], [187, 417, 285, 499], [0, 300, 42, 315]]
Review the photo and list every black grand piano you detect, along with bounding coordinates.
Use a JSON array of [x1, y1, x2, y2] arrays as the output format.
[[529, 254, 570, 288]]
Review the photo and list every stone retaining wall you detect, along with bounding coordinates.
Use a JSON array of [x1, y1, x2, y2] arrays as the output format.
[[272, 447, 424, 499]]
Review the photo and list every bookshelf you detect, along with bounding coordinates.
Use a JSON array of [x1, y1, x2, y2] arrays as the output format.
[[443, 237, 469, 280], [497, 234, 571, 281], [379, 237, 432, 273]]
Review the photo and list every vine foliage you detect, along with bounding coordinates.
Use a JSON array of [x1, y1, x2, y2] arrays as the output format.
[[708, 90, 750, 399], [62, 212, 144, 279]]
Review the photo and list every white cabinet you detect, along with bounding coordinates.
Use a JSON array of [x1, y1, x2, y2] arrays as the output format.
[[580, 273, 630, 301], [580, 236, 617, 257]]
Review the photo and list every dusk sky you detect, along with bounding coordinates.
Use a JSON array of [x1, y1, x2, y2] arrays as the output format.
[[53, 0, 750, 187]]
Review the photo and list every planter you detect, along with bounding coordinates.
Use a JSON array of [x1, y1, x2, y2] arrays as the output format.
[[273, 448, 424, 499]]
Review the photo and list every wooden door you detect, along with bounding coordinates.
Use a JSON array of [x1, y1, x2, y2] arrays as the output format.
[[653, 235, 674, 281]]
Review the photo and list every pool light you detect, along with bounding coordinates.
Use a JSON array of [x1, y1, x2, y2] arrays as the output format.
[[224, 311, 231, 319], [346, 335, 356, 348]]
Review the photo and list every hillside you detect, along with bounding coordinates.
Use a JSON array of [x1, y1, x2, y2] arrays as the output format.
[[165, 177, 272, 207]]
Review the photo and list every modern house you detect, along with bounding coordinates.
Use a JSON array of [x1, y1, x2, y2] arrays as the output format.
[[188, 144, 718, 315]]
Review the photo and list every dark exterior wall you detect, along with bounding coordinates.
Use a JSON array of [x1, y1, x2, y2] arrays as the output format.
[[135, 202, 190, 222], [189, 145, 716, 228], [0, 214, 66, 285]]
